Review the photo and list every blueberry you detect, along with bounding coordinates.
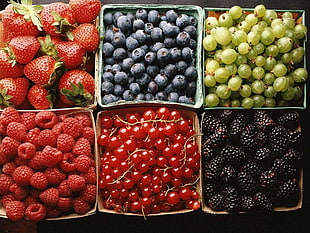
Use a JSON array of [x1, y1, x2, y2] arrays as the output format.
[[147, 80, 159, 94], [131, 47, 146, 62], [150, 42, 165, 53], [111, 64, 122, 74], [144, 51, 156, 64], [168, 92, 179, 102], [102, 94, 118, 104], [189, 16, 197, 26], [157, 47, 170, 64], [159, 21, 168, 30], [183, 25, 197, 38], [175, 60, 188, 74], [104, 12, 113, 26], [176, 14, 190, 29], [136, 73, 151, 88], [178, 95, 192, 104], [145, 93, 154, 101], [117, 15, 132, 33], [130, 63, 145, 78], [114, 71, 128, 85], [163, 64, 177, 78], [146, 65, 160, 78], [164, 83, 174, 93], [164, 38, 176, 48], [129, 82, 141, 95], [166, 10, 178, 23], [162, 23, 179, 37], [128, 76, 135, 85], [103, 65, 112, 72], [112, 12, 123, 25], [148, 10, 160, 26], [140, 44, 149, 53], [101, 81, 114, 95], [134, 29, 147, 44], [102, 71, 114, 82], [155, 91, 168, 101], [104, 57, 115, 65], [114, 84, 125, 96], [112, 31, 126, 48], [133, 19, 145, 31], [186, 81, 196, 97], [104, 28, 115, 43], [113, 47, 127, 61], [172, 75, 187, 91], [102, 42, 115, 57], [136, 93, 145, 100], [123, 90, 135, 101], [170, 47, 182, 62], [144, 23, 154, 34], [184, 65, 198, 81], [161, 15, 167, 21], [189, 39, 197, 50], [121, 58, 134, 72], [176, 31, 191, 47], [151, 27, 163, 42], [136, 9, 148, 21], [154, 73, 168, 88], [181, 47, 194, 62], [126, 36, 139, 51]]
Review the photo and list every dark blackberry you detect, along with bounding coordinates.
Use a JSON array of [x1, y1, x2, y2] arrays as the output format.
[[282, 148, 302, 166], [203, 183, 215, 202], [229, 113, 247, 140], [218, 110, 233, 125], [222, 186, 240, 212], [208, 126, 229, 148], [254, 147, 272, 165], [276, 179, 300, 206], [208, 193, 225, 211], [240, 124, 258, 152], [253, 192, 273, 212], [277, 112, 299, 131], [242, 160, 262, 179], [204, 156, 224, 183], [240, 195, 256, 212], [201, 141, 216, 163], [255, 131, 268, 146], [269, 125, 290, 155], [253, 110, 274, 130], [260, 170, 277, 189], [220, 145, 246, 166], [272, 158, 297, 180], [288, 130, 303, 148], [237, 171, 258, 195], [219, 165, 236, 184]]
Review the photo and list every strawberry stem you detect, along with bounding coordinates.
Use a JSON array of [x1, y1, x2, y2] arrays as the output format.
[[60, 82, 93, 107]]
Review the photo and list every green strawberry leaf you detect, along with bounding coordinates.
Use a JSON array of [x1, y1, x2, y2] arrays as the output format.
[[60, 82, 93, 107], [0, 88, 13, 107]]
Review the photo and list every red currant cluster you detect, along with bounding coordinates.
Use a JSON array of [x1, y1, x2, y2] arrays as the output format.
[[98, 107, 201, 215]]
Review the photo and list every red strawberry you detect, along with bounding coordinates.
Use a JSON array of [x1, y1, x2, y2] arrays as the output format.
[[69, 0, 101, 24], [58, 70, 95, 107], [24, 55, 63, 86], [56, 41, 86, 70], [8, 36, 40, 64], [0, 50, 24, 79], [0, 77, 30, 107], [41, 2, 75, 38], [27, 85, 54, 110], [72, 23, 100, 52]]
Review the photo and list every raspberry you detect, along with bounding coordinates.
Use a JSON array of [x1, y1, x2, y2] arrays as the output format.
[[74, 113, 92, 127], [41, 146, 63, 167], [28, 151, 46, 170], [73, 197, 91, 215], [6, 121, 28, 141], [45, 206, 61, 218], [38, 129, 57, 147], [24, 195, 40, 207], [57, 180, 72, 197], [18, 142, 36, 159], [68, 174, 86, 191], [0, 121, 7, 135], [58, 114, 68, 122], [30, 172, 48, 190], [14, 156, 29, 166], [62, 117, 83, 138], [26, 127, 41, 149], [82, 126, 95, 145], [59, 152, 77, 173], [25, 203, 46, 222], [5, 200, 26, 221], [1, 194, 17, 208], [0, 174, 14, 195], [44, 167, 66, 185], [72, 137, 92, 156], [51, 122, 64, 136], [12, 165, 34, 186], [20, 112, 36, 130], [81, 167, 96, 184], [1, 136, 21, 158], [0, 107, 21, 126], [58, 197, 73, 212], [80, 184, 96, 203], [39, 188, 60, 207], [75, 155, 92, 173], [57, 133, 75, 153], [2, 162, 17, 175], [9, 183, 29, 200], [35, 111, 58, 129]]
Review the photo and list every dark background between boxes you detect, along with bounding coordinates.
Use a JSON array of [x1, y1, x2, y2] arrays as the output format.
[[0, 0, 310, 233]]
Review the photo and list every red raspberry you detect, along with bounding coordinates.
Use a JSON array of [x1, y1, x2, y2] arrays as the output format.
[[82, 126, 95, 145], [25, 203, 46, 222], [41, 146, 63, 168], [1, 194, 17, 208], [59, 152, 77, 173], [57, 133, 75, 153], [6, 121, 28, 142], [12, 165, 34, 186], [75, 155, 92, 173], [5, 200, 26, 221], [0, 174, 14, 195], [0, 107, 21, 126], [9, 183, 29, 200], [62, 117, 83, 138], [18, 142, 36, 159], [80, 184, 96, 203], [30, 172, 48, 190], [24, 195, 40, 207], [74, 113, 92, 127], [35, 111, 58, 129], [1, 136, 21, 158], [39, 188, 60, 207], [57, 180, 72, 197], [28, 151, 46, 170], [26, 127, 41, 149], [0, 121, 7, 135], [51, 122, 64, 136], [38, 129, 57, 147], [81, 166, 96, 184], [58, 197, 73, 212], [45, 206, 61, 218], [73, 197, 91, 215], [68, 174, 86, 192], [14, 156, 28, 166], [2, 162, 17, 175], [72, 137, 92, 156], [44, 167, 66, 185], [58, 114, 68, 122], [20, 112, 36, 130]]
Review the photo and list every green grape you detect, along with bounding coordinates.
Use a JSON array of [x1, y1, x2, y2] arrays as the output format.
[[282, 11, 293, 19], [293, 86, 303, 101], [265, 97, 276, 107], [252, 66, 265, 80], [252, 95, 266, 108], [290, 47, 305, 64], [246, 50, 257, 60], [260, 28, 275, 45], [284, 29, 296, 41], [254, 4, 266, 17], [216, 84, 232, 99], [214, 27, 232, 46], [234, 54, 247, 65], [225, 64, 238, 75], [207, 86, 217, 94], [272, 63, 287, 77], [205, 59, 220, 73], [272, 24, 286, 38], [251, 80, 265, 94], [232, 30, 247, 46], [228, 75, 242, 91], [271, 18, 284, 28], [247, 31, 261, 45], [214, 49, 223, 63], [238, 42, 251, 54], [237, 21, 251, 33], [214, 67, 230, 83], [293, 68, 308, 82], [263, 72, 275, 84], [241, 97, 254, 109], [262, 10, 278, 25], [229, 6, 243, 19], [203, 35, 217, 51], [273, 77, 289, 92], [222, 43, 236, 50], [205, 93, 220, 107], [264, 85, 276, 98], [231, 99, 241, 107], [264, 56, 276, 71], [257, 21, 268, 30], [221, 48, 238, 64], [245, 13, 258, 26], [286, 73, 295, 86], [204, 75, 216, 87], [293, 24, 307, 40], [281, 53, 292, 64], [205, 17, 219, 30], [247, 60, 256, 69], [265, 44, 279, 57], [240, 84, 252, 97], [282, 18, 295, 30], [255, 55, 266, 66], [281, 86, 295, 101], [238, 64, 252, 78], [252, 43, 265, 54], [229, 26, 237, 33], [276, 37, 293, 53], [219, 13, 234, 27], [251, 24, 263, 33]]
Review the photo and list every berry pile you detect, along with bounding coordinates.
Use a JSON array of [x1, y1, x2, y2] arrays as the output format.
[[0, 0, 101, 109], [100, 7, 200, 106], [203, 5, 308, 108], [201, 110, 302, 212], [98, 107, 201, 214], [0, 107, 96, 221]]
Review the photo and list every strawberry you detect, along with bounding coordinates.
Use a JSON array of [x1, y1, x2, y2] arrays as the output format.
[[69, 0, 101, 24], [27, 85, 54, 110], [0, 50, 24, 79], [58, 70, 95, 107], [56, 41, 86, 70], [0, 77, 30, 107], [37, 34, 63, 58], [24, 55, 63, 86], [72, 23, 100, 52], [8, 36, 40, 64], [41, 2, 75, 38]]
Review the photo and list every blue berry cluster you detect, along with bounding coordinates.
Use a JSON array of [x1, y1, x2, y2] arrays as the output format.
[[101, 8, 198, 105]]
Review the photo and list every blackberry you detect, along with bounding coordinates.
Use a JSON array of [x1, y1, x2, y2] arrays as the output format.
[[260, 170, 277, 189], [203, 183, 215, 202], [218, 110, 233, 125], [253, 192, 273, 212], [255, 131, 268, 146], [282, 148, 302, 166], [204, 156, 224, 183], [240, 124, 258, 152], [208, 193, 225, 211], [222, 186, 240, 212], [272, 158, 297, 180], [242, 160, 262, 178], [288, 131, 302, 148], [269, 125, 289, 155], [208, 126, 229, 147], [201, 141, 216, 163], [220, 145, 246, 166], [237, 171, 258, 195], [240, 195, 256, 212], [254, 147, 272, 165], [219, 165, 236, 183], [276, 179, 300, 206], [229, 113, 247, 140], [253, 110, 274, 130], [277, 112, 299, 131]]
